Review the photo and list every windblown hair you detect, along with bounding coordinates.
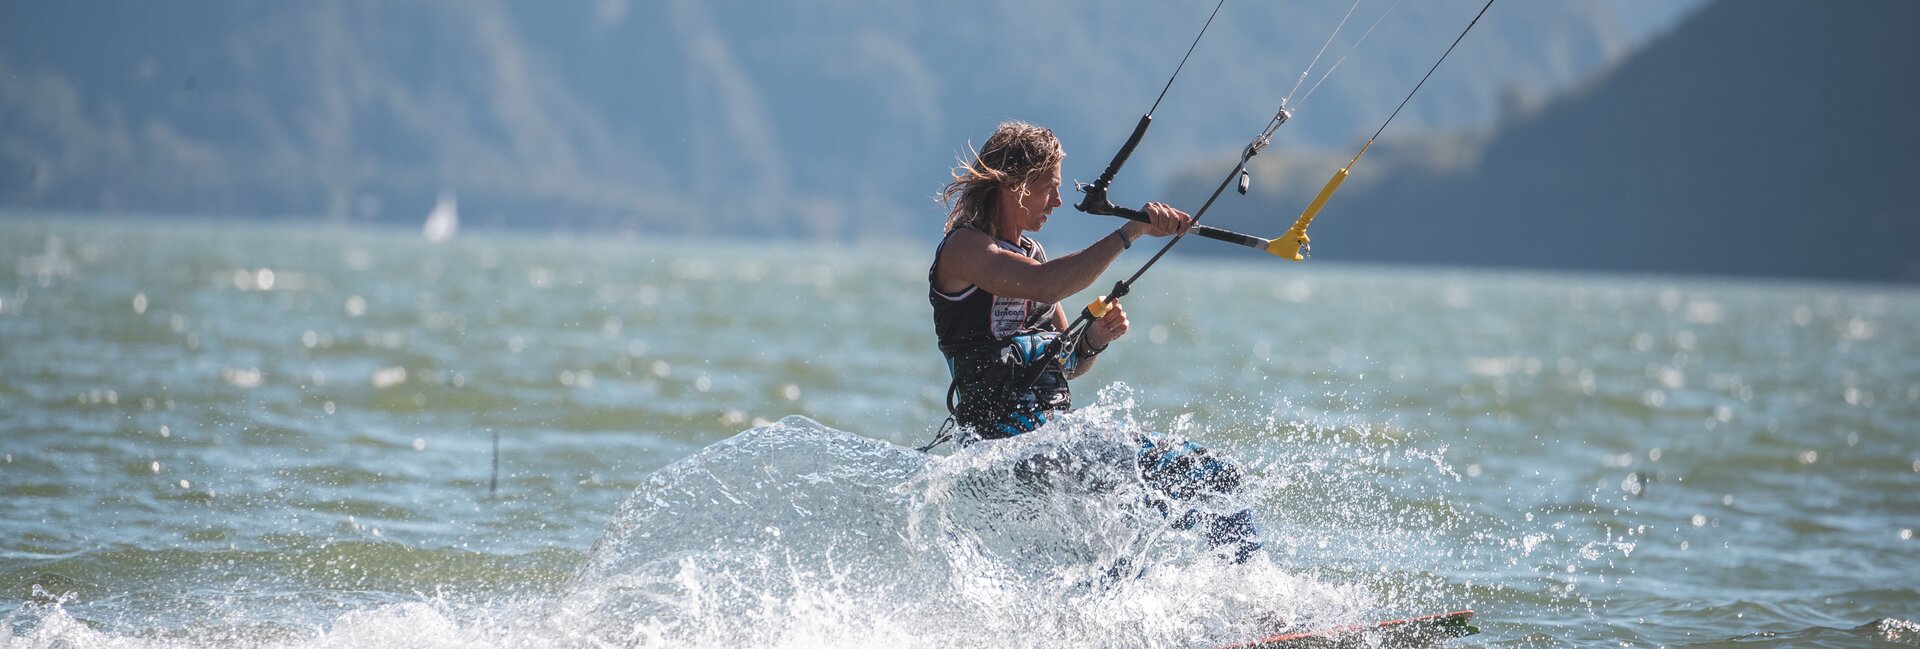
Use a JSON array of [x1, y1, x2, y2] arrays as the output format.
[[939, 121, 1064, 236]]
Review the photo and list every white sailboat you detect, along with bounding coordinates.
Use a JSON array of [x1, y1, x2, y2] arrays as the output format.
[[423, 191, 459, 243]]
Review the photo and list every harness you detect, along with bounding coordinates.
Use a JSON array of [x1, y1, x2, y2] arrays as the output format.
[[942, 332, 1078, 444]]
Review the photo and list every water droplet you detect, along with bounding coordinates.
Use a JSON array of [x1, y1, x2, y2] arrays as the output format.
[[150, 461, 161, 473], [1902, 529, 1913, 541], [412, 438, 426, 451], [132, 293, 147, 314], [783, 384, 801, 401], [1466, 464, 1482, 478], [652, 360, 672, 378], [695, 375, 712, 392], [1690, 514, 1707, 527], [344, 295, 367, 317], [222, 367, 264, 388], [159, 425, 170, 438], [559, 370, 576, 387], [1630, 332, 1654, 353], [1648, 448, 1663, 462], [1620, 474, 1643, 495], [1656, 366, 1685, 389], [302, 330, 318, 348], [1845, 318, 1875, 341], [371, 366, 407, 388], [1796, 450, 1819, 464], [323, 401, 336, 415], [255, 268, 275, 291], [627, 340, 648, 357], [526, 267, 556, 288], [179, 480, 191, 489], [1148, 324, 1169, 344], [1722, 494, 1734, 506], [1679, 541, 1689, 551]]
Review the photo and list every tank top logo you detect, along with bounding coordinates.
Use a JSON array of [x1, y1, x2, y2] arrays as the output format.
[[989, 295, 1030, 339]]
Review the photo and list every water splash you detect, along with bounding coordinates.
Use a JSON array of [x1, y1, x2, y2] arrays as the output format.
[[553, 401, 1376, 648]]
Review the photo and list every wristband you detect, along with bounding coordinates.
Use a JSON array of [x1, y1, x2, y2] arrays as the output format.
[[1077, 334, 1109, 357]]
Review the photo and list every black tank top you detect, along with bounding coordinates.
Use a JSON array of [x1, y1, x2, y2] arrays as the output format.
[[929, 228, 1071, 442], [929, 229, 1059, 353]]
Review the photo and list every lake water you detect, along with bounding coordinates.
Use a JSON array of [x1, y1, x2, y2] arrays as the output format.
[[2, 216, 1916, 648]]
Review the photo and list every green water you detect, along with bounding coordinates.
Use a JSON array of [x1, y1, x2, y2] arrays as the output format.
[[1, 216, 1916, 647]]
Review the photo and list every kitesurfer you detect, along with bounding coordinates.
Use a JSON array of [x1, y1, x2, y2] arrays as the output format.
[[929, 121, 1261, 563]]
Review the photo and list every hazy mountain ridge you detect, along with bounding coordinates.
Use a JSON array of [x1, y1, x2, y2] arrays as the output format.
[[1187, 0, 1920, 282], [1, 1, 1693, 241]]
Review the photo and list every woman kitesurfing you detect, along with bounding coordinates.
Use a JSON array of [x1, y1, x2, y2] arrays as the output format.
[[926, 121, 1266, 564], [919, 0, 1499, 600]]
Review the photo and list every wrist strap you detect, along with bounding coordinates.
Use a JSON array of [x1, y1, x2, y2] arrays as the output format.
[[1112, 227, 1134, 250]]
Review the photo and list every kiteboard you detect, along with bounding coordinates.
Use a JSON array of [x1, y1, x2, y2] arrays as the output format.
[[1214, 610, 1478, 649]]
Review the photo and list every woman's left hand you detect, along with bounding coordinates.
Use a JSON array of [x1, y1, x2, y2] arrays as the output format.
[[1084, 300, 1129, 351], [1137, 202, 1193, 238]]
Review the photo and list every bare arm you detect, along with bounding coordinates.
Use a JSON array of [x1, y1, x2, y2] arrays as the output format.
[[933, 202, 1193, 303], [934, 228, 1129, 304]]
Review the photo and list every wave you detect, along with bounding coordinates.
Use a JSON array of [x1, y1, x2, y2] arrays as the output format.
[[552, 400, 1373, 648]]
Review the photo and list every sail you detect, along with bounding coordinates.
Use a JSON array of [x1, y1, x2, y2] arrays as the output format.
[[423, 191, 459, 243]]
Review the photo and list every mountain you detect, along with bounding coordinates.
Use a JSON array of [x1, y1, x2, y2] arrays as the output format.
[[1184, 0, 1920, 283], [0, 0, 1693, 242]]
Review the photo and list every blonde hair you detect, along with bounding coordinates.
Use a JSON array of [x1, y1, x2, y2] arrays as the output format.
[[939, 121, 1064, 236]]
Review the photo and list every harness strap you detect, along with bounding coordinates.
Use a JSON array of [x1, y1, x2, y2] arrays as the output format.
[[920, 332, 1073, 452]]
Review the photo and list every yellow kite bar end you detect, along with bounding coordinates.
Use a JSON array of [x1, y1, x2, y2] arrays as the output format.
[[1086, 295, 1113, 318], [1267, 167, 1349, 262], [1267, 228, 1310, 262]]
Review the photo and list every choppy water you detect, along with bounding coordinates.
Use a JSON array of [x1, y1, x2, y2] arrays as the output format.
[[1, 216, 1916, 648]]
